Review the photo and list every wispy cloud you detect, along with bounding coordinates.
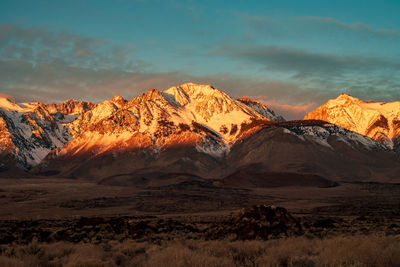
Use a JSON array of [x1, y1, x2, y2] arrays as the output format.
[[221, 44, 400, 102], [0, 58, 186, 102], [242, 14, 400, 40], [0, 55, 306, 104], [239, 94, 317, 120], [298, 16, 399, 37], [0, 24, 157, 102], [260, 100, 317, 120], [0, 24, 142, 71], [228, 45, 400, 77]]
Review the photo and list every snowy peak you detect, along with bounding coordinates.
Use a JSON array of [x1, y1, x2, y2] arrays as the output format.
[[127, 88, 173, 109], [163, 83, 224, 109], [163, 83, 268, 123], [163, 86, 190, 106], [305, 94, 400, 149], [238, 98, 285, 121], [111, 94, 126, 107], [57, 99, 95, 115], [334, 93, 359, 101], [67, 100, 119, 137], [164, 83, 233, 108], [324, 93, 364, 108], [0, 97, 29, 112], [176, 83, 217, 97], [137, 88, 165, 102]]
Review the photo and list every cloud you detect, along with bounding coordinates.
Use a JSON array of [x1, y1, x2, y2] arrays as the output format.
[[298, 16, 399, 37], [0, 23, 159, 102], [0, 23, 142, 71], [228, 45, 400, 77], [216, 41, 400, 111], [0, 59, 186, 103], [194, 74, 325, 104], [222, 45, 400, 102], [242, 14, 400, 40], [0, 55, 307, 104], [259, 100, 317, 120]]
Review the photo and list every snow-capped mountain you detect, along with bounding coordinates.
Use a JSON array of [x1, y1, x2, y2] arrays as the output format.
[[35, 83, 284, 178], [0, 97, 94, 170], [304, 94, 400, 149], [60, 83, 279, 158], [0, 83, 283, 172], [2, 84, 400, 184]]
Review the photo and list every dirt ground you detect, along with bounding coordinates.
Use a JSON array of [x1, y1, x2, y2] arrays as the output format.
[[1, 177, 399, 220]]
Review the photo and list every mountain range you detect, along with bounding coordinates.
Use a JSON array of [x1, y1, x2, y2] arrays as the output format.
[[1, 83, 399, 186]]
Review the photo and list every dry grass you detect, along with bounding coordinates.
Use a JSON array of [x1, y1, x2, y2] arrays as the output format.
[[0, 234, 399, 267]]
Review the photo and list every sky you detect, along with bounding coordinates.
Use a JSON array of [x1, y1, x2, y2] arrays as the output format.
[[1, 0, 400, 119]]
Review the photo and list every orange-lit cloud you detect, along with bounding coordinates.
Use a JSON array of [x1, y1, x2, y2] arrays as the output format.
[[243, 96, 318, 120]]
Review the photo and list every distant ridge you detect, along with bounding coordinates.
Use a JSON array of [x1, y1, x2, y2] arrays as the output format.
[[305, 93, 400, 150]]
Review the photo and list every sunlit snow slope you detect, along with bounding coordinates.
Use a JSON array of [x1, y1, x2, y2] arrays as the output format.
[[304, 94, 400, 149]]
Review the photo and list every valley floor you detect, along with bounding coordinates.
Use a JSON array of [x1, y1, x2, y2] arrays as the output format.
[[1, 177, 399, 219], [0, 177, 399, 266]]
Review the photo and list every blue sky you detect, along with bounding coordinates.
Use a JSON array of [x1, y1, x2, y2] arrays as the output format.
[[1, 0, 400, 118]]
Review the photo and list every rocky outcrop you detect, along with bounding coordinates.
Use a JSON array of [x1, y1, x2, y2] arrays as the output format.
[[224, 205, 302, 239]]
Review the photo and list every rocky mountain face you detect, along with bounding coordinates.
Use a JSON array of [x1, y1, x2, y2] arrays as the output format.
[[1, 85, 400, 185], [237, 98, 285, 121], [221, 120, 399, 184], [0, 97, 94, 171], [304, 94, 400, 150]]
